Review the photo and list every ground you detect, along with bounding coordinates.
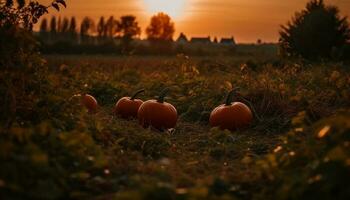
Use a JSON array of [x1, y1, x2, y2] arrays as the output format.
[[1, 55, 349, 199]]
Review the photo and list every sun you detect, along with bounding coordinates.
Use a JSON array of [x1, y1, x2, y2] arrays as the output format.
[[143, 0, 187, 19]]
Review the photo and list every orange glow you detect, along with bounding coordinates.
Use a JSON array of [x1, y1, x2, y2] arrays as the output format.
[[143, 0, 187, 19], [37, 0, 350, 43]]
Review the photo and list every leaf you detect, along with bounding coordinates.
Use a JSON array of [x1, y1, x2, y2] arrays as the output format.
[[317, 125, 330, 138], [52, 3, 59, 11], [56, 0, 66, 8]]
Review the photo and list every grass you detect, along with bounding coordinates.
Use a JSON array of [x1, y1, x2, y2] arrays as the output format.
[[1, 54, 349, 199]]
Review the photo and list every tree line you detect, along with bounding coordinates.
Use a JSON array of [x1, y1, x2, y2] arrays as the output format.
[[39, 13, 175, 48]]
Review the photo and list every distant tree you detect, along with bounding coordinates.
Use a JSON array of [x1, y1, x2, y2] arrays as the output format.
[[105, 16, 117, 38], [213, 37, 218, 43], [69, 17, 76, 33], [40, 18, 48, 32], [39, 18, 48, 41], [50, 16, 57, 34], [61, 17, 69, 33], [97, 16, 105, 37], [57, 16, 62, 33], [279, 0, 350, 60], [80, 17, 95, 43], [257, 39, 262, 44], [68, 16, 77, 41], [117, 15, 141, 52], [146, 12, 175, 42]]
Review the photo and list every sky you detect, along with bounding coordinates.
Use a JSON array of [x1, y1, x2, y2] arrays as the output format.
[[38, 0, 350, 43]]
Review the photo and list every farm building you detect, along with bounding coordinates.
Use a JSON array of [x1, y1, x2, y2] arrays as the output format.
[[220, 37, 236, 46], [176, 33, 188, 44], [190, 36, 211, 44]]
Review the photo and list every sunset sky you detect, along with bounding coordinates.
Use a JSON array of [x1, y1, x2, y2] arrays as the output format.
[[39, 0, 350, 43]]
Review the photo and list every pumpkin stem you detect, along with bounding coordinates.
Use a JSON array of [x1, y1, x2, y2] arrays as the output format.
[[157, 88, 169, 103], [225, 87, 240, 106], [130, 89, 145, 100]]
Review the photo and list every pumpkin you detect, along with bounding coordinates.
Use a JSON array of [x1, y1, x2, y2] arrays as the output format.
[[113, 89, 145, 119], [209, 89, 253, 131], [137, 88, 177, 130], [81, 94, 98, 113]]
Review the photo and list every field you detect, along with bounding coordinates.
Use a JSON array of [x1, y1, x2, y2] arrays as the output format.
[[1, 54, 350, 199]]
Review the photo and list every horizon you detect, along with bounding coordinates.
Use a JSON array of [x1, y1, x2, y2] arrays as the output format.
[[37, 0, 350, 43]]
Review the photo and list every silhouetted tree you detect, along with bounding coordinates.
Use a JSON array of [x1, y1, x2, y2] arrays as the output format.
[[61, 17, 69, 33], [50, 16, 57, 34], [279, 0, 350, 60], [146, 12, 175, 42], [68, 16, 77, 41], [105, 16, 117, 39], [40, 18, 48, 32], [69, 17, 76, 33], [39, 18, 49, 41], [213, 37, 218, 43], [97, 16, 105, 37], [80, 17, 95, 44], [57, 16, 62, 33], [117, 15, 141, 52]]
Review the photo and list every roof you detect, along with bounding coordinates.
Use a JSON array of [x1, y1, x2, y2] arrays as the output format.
[[190, 37, 211, 43], [220, 37, 236, 45], [176, 33, 188, 42]]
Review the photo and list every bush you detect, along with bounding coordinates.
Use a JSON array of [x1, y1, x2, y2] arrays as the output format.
[[279, 0, 350, 60]]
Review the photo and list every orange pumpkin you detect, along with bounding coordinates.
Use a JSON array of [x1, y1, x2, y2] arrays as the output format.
[[81, 94, 98, 113], [113, 89, 145, 119], [137, 89, 177, 130], [209, 89, 253, 131]]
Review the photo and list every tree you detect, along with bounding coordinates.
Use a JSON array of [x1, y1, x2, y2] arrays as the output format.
[[40, 18, 48, 33], [146, 12, 175, 42], [80, 17, 95, 43], [61, 17, 69, 33], [69, 17, 76, 33], [117, 15, 141, 52], [279, 0, 350, 60], [39, 18, 48, 41], [50, 16, 57, 34], [105, 16, 117, 38], [57, 16, 61, 33], [68, 16, 77, 41], [97, 16, 105, 37]]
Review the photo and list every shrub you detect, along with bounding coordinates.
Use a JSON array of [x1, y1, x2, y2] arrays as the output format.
[[279, 0, 350, 60]]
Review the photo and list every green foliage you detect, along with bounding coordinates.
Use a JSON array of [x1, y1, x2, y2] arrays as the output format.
[[279, 0, 350, 60], [0, 122, 109, 199], [88, 82, 122, 106], [256, 113, 350, 200]]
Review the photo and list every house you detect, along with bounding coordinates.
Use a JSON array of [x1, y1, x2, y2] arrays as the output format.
[[190, 36, 211, 44], [220, 37, 236, 46], [176, 32, 188, 44]]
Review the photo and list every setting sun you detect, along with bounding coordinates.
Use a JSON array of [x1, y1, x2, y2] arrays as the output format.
[[143, 0, 186, 19]]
